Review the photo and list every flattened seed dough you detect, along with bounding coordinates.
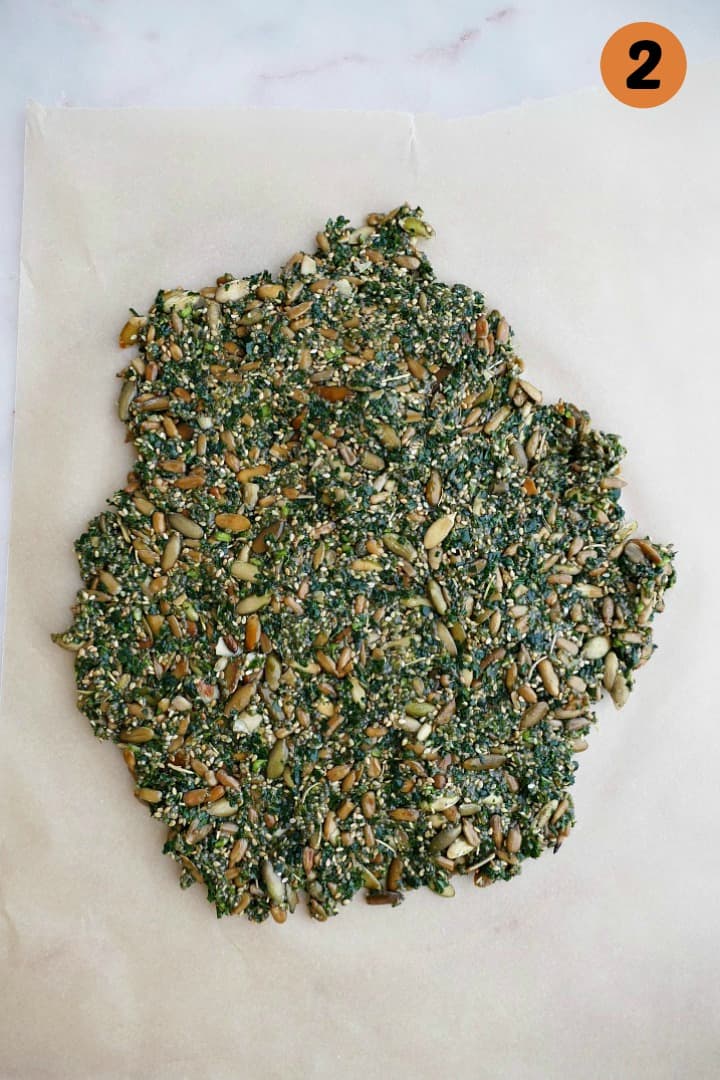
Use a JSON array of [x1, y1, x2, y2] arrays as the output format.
[[54, 206, 676, 922]]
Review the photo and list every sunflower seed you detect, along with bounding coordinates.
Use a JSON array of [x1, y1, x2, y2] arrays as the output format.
[[236, 594, 271, 614], [425, 470, 443, 506], [582, 635, 611, 660], [260, 860, 285, 903], [167, 513, 203, 539], [267, 738, 288, 779], [506, 826, 522, 853], [215, 513, 251, 532], [230, 560, 259, 581], [423, 515, 455, 549], [161, 532, 182, 571], [446, 838, 475, 860], [537, 658, 560, 697], [520, 702, 549, 730]]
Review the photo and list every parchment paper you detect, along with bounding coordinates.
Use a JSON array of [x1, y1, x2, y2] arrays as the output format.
[[3, 69, 720, 1079]]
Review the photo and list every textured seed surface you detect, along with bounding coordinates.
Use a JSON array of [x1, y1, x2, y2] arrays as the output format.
[[55, 206, 675, 923]]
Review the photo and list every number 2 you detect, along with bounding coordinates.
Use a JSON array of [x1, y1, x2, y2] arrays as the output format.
[[626, 39, 662, 89]]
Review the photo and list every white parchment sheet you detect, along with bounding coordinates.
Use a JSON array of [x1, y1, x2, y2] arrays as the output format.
[[2, 68, 719, 1079]]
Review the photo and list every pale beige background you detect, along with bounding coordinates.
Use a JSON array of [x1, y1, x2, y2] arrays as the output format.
[[2, 69, 719, 1078]]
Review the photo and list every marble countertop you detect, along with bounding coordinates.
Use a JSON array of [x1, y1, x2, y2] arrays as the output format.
[[1, 0, 718, 650]]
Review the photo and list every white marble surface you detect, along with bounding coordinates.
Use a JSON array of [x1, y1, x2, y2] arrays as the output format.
[[1, 0, 719, 652]]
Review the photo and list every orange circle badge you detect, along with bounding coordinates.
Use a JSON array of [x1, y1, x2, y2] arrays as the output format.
[[601, 22, 686, 107]]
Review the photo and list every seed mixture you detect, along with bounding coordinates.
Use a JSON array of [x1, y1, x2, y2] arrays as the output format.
[[54, 207, 675, 922]]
